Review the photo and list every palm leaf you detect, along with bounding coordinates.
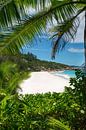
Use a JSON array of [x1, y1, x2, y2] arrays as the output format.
[[0, 0, 86, 54], [51, 18, 80, 58], [0, 2, 77, 54], [1, 0, 86, 24], [0, 0, 25, 28], [51, 6, 86, 58], [0, 13, 47, 54], [0, 0, 50, 28], [48, 117, 70, 130]]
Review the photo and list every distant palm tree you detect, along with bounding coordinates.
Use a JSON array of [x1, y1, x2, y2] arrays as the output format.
[[0, 0, 86, 72]]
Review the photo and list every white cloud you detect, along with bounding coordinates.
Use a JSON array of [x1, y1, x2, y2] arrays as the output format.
[[39, 35, 48, 39], [26, 48, 50, 53], [68, 48, 84, 53]]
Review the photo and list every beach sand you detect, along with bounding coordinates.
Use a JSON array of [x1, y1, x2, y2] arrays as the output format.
[[19, 71, 70, 94]]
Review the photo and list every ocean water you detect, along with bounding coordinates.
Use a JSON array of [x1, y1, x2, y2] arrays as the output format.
[[61, 70, 76, 77], [52, 70, 76, 79]]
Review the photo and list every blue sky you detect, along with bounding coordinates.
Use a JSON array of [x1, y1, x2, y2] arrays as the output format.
[[22, 35, 84, 66], [22, 12, 85, 66]]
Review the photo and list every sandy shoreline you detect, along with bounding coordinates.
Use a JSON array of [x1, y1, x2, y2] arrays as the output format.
[[19, 71, 70, 94]]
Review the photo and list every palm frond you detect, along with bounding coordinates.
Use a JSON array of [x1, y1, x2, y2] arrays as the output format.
[[0, 2, 77, 54], [0, 0, 51, 28], [0, 0, 25, 28], [0, 0, 86, 54], [0, 0, 86, 27], [51, 18, 80, 58], [22, 0, 51, 10], [48, 117, 70, 130], [0, 12, 47, 54], [51, 7, 86, 58]]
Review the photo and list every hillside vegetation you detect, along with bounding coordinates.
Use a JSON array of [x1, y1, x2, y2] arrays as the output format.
[[22, 53, 71, 71], [0, 53, 71, 72]]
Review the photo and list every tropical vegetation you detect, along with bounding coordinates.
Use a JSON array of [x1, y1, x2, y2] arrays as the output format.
[[0, 0, 86, 71], [0, 53, 71, 71], [0, 60, 29, 96], [22, 53, 71, 71], [0, 70, 86, 129], [0, 0, 86, 129]]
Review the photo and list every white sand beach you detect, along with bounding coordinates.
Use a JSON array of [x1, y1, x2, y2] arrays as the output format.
[[19, 71, 70, 94]]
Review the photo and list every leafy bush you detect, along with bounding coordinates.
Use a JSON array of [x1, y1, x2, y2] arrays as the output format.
[[65, 70, 86, 129], [0, 70, 86, 130], [0, 93, 70, 130], [0, 61, 29, 99]]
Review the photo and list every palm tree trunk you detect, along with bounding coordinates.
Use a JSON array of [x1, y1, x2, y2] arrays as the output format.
[[84, 11, 86, 74]]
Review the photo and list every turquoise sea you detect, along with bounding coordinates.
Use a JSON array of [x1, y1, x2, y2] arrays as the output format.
[[53, 70, 76, 78], [61, 70, 76, 77]]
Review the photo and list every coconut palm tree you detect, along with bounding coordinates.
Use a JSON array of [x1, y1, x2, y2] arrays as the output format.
[[0, 0, 86, 72]]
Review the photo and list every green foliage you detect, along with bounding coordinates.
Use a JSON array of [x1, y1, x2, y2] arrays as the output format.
[[48, 117, 70, 130], [0, 70, 86, 130], [0, 0, 86, 56], [0, 92, 70, 130], [65, 70, 86, 129], [22, 53, 70, 71], [0, 54, 29, 71], [0, 0, 49, 28], [0, 60, 29, 97], [0, 1, 86, 129], [0, 53, 70, 72], [66, 70, 86, 107]]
